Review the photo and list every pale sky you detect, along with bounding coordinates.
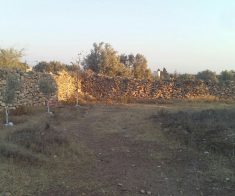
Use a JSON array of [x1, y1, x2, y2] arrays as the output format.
[[0, 0, 235, 73]]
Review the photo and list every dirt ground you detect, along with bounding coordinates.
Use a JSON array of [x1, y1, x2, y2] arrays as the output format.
[[1, 103, 235, 196]]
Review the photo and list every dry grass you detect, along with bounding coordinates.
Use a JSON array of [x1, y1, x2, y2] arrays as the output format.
[[0, 102, 235, 195], [187, 95, 219, 102], [0, 107, 94, 195], [154, 108, 235, 188]]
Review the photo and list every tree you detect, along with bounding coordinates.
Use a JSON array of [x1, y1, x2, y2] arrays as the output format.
[[83, 42, 130, 77], [177, 73, 196, 81], [2, 72, 20, 125], [161, 67, 170, 80], [83, 42, 103, 73], [196, 70, 218, 82], [33, 61, 67, 74], [0, 48, 28, 71], [70, 53, 82, 107], [120, 54, 135, 69], [84, 42, 152, 79], [39, 76, 57, 113], [219, 70, 235, 82], [133, 54, 152, 79]]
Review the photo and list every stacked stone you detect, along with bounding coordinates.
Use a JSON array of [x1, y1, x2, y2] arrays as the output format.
[[81, 74, 235, 101], [0, 69, 52, 111], [1, 69, 235, 111]]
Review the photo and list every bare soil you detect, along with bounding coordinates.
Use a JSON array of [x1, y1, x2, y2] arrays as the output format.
[[0, 103, 234, 196]]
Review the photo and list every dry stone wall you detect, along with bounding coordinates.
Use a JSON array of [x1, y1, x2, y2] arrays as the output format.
[[0, 69, 235, 111], [0, 69, 49, 110], [0, 69, 81, 111], [81, 74, 235, 101]]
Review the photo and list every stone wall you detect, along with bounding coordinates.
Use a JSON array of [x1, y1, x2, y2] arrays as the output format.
[[0, 69, 235, 111], [81, 73, 235, 101], [0, 69, 48, 110], [0, 69, 82, 111]]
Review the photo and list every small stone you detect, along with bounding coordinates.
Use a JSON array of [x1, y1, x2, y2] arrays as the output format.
[[147, 191, 152, 195], [8, 122, 14, 126], [140, 189, 145, 194], [118, 183, 123, 187], [4, 122, 14, 127], [225, 178, 230, 181]]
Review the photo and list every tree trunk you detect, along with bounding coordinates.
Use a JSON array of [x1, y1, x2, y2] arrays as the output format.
[[76, 89, 79, 107], [47, 99, 50, 113], [5, 106, 9, 125]]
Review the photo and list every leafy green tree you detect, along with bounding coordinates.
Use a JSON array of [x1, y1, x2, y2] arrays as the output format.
[[0, 48, 28, 71], [161, 67, 170, 80], [177, 73, 196, 81], [133, 54, 152, 79], [83, 42, 130, 77], [33, 61, 67, 74], [120, 53, 152, 79], [83, 42, 103, 73], [120, 54, 135, 69], [84, 42, 152, 79], [196, 70, 218, 82], [219, 70, 235, 81], [2, 73, 20, 125], [39, 76, 57, 113]]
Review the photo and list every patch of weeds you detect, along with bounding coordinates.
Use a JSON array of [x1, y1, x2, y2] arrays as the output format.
[[155, 109, 235, 156], [8, 120, 69, 155], [0, 142, 44, 164], [154, 108, 235, 192]]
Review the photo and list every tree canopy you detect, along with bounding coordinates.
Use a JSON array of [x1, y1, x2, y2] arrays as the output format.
[[219, 70, 235, 82], [196, 70, 218, 82], [2, 72, 20, 105], [39, 75, 57, 113], [0, 48, 28, 71], [83, 42, 129, 77], [33, 61, 68, 74], [83, 42, 152, 79]]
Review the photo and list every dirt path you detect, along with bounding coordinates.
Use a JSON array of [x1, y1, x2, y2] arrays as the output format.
[[56, 104, 231, 196]]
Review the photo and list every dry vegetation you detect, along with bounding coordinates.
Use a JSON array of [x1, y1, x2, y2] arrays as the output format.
[[0, 102, 235, 195]]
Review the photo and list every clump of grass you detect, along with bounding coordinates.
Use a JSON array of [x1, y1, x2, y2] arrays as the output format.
[[155, 108, 235, 156], [12, 105, 38, 116], [0, 142, 44, 164], [187, 95, 219, 103], [8, 118, 69, 155], [155, 108, 235, 189]]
